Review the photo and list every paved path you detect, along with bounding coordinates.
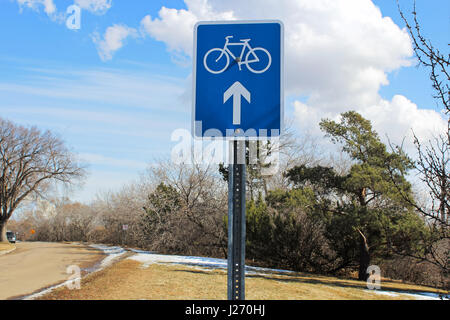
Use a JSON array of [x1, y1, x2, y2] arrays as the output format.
[[0, 242, 103, 299]]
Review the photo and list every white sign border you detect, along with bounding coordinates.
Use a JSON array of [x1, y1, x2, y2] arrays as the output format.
[[192, 20, 284, 141]]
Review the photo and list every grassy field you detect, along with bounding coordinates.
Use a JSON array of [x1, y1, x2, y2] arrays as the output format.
[[38, 258, 446, 300]]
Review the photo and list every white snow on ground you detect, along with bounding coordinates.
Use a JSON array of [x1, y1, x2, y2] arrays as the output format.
[[89, 244, 127, 269], [364, 289, 448, 300], [127, 249, 293, 275], [128, 251, 227, 269], [400, 292, 449, 300], [23, 277, 82, 300]]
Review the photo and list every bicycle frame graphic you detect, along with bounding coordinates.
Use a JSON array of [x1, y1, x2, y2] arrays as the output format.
[[203, 36, 272, 74]]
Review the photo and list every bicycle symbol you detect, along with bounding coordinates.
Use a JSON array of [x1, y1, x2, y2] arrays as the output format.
[[203, 36, 272, 74]]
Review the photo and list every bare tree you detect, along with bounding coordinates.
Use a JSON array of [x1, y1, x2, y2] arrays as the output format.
[[397, 1, 449, 228], [394, 2, 449, 287], [0, 118, 86, 242], [413, 134, 449, 227], [219, 119, 327, 199], [143, 160, 228, 256], [398, 1, 449, 117], [90, 183, 151, 247]]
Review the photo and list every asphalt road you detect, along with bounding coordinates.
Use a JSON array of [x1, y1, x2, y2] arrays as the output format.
[[0, 242, 104, 299]]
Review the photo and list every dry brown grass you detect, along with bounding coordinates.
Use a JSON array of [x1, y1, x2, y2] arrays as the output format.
[[38, 258, 445, 300]]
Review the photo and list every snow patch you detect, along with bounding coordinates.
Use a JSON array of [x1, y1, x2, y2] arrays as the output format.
[[89, 244, 127, 269], [127, 250, 294, 276], [128, 252, 227, 270], [23, 277, 82, 300], [364, 289, 448, 300]]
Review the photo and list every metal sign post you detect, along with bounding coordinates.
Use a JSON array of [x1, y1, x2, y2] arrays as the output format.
[[227, 140, 246, 300], [192, 20, 283, 301]]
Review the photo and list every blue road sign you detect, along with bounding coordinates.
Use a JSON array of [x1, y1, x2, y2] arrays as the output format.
[[193, 20, 284, 139]]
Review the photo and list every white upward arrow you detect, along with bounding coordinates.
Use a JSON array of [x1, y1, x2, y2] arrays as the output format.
[[223, 81, 251, 125]]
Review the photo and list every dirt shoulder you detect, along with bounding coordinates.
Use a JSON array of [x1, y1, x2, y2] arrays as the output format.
[[0, 243, 16, 255], [0, 241, 104, 300]]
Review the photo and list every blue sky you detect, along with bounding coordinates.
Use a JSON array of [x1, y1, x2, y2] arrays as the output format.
[[372, 0, 449, 110], [0, 0, 448, 203]]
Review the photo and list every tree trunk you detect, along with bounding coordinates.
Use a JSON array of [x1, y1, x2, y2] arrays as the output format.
[[358, 232, 370, 281], [357, 189, 370, 281], [0, 220, 8, 243]]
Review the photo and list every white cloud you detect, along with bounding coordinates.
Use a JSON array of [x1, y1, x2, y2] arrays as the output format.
[[293, 95, 447, 155], [140, 0, 412, 99], [15, 0, 112, 24], [0, 67, 187, 113], [360, 95, 447, 148], [16, 0, 56, 15], [141, 0, 446, 155], [79, 153, 147, 170], [74, 0, 112, 14], [140, 0, 234, 57], [73, 170, 139, 203], [92, 24, 138, 61]]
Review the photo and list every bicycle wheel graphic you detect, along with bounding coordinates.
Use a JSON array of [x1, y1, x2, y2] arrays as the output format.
[[204, 48, 230, 74], [245, 47, 272, 74]]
